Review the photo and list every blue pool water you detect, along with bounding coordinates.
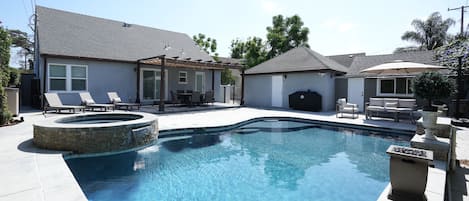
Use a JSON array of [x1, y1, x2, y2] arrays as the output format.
[[66, 119, 410, 201]]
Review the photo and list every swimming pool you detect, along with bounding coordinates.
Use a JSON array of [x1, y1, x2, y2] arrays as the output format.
[[66, 119, 410, 201]]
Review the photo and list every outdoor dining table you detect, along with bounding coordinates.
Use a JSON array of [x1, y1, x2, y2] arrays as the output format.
[[177, 92, 192, 105]]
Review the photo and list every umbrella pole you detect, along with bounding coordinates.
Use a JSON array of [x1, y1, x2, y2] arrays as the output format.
[[456, 57, 463, 119]]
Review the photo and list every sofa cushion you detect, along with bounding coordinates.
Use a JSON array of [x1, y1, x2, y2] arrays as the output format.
[[369, 98, 384, 106], [384, 102, 398, 108], [367, 105, 384, 111], [383, 98, 399, 104], [337, 98, 346, 105], [398, 99, 416, 108]]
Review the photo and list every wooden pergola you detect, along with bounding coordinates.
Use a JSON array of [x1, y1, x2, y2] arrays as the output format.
[[136, 55, 245, 111]]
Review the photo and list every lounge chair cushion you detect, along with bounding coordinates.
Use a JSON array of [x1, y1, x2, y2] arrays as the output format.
[[112, 97, 122, 103], [83, 99, 95, 105]]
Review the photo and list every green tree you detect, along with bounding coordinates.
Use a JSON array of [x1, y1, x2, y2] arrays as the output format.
[[401, 12, 455, 51], [412, 71, 455, 110], [435, 37, 469, 70], [266, 14, 309, 59], [221, 67, 234, 85], [193, 33, 218, 58], [0, 23, 12, 125], [8, 29, 33, 69], [244, 37, 268, 67], [229, 37, 267, 68], [230, 39, 246, 59]]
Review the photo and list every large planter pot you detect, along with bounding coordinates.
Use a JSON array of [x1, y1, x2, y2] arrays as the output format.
[[420, 110, 438, 140]]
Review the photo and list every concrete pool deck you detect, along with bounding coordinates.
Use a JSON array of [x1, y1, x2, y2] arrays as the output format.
[[0, 107, 464, 201]]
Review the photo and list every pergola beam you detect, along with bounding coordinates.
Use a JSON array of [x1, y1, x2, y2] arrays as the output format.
[[138, 57, 244, 70]]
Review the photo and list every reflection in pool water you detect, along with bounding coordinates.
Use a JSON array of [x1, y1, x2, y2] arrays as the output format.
[[66, 119, 410, 201]]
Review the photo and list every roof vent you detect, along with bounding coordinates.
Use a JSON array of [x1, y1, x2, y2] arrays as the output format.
[[122, 23, 132, 28]]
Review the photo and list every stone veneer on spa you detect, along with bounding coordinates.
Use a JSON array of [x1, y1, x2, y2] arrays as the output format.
[[33, 112, 158, 154]]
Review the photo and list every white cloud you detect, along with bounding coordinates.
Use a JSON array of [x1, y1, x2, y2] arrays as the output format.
[[260, 0, 283, 15], [321, 18, 356, 33]]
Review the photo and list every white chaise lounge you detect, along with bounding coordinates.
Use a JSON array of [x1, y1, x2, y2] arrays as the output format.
[[43, 93, 85, 114], [79, 92, 114, 111]]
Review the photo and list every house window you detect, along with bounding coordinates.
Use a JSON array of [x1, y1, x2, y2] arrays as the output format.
[[71, 66, 87, 90], [178, 71, 188, 84], [377, 77, 413, 96], [48, 64, 87, 92], [49, 64, 67, 91]]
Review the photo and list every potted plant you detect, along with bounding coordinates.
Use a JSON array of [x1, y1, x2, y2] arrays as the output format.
[[412, 71, 454, 140]]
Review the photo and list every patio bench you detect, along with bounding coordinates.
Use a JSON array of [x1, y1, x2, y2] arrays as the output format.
[[365, 98, 417, 123]]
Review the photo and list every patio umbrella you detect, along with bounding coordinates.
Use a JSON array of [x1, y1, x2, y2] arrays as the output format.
[[360, 60, 447, 74]]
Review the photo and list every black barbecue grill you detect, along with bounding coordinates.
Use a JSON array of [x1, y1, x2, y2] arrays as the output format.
[[288, 90, 322, 112]]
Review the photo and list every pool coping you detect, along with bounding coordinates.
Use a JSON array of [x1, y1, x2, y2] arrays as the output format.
[[65, 115, 414, 159], [0, 107, 419, 201], [158, 116, 415, 137]]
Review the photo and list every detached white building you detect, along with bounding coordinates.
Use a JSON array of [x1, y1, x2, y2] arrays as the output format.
[[244, 47, 348, 111]]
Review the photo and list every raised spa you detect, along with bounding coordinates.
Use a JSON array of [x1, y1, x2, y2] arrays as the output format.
[[33, 112, 158, 154]]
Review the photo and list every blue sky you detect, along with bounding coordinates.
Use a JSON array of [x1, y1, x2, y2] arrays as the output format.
[[0, 0, 468, 67]]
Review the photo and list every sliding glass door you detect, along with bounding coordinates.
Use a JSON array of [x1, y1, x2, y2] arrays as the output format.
[[195, 72, 205, 92], [140, 68, 168, 101]]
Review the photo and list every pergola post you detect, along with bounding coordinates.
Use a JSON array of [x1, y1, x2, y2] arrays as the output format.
[[159, 58, 166, 111], [136, 62, 141, 103], [211, 69, 215, 91], [42, 56, 47, 110], [240, 68, 245, 105]]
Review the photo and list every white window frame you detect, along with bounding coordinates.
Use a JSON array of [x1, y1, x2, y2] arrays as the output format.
[[47, 63, 88, 92], [178, 71, 188, 84], [48, 64, 67, 91], [376, 77, 413, 97]]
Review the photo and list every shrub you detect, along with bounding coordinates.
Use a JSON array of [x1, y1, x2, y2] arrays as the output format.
[[8, 68, 20, 86], [412, 71, 455, 111], [0, 110, 11, 125]]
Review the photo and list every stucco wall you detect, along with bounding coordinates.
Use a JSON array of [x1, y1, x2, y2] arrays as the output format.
[[335, 78, 348, 102], [282, 72, 335, 111], [41, 57, 222, 105], [46, 58, 137, 105], [364, 78, 377, 104], [244, 72, 336, 111], [244, 74, 273, 107]]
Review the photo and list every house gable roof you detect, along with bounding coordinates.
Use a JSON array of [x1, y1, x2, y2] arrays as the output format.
[[327, 52, 365, 67], [347, 51, 437, 76], [36, 6, 213, 62], [217, 57, 244, 65], [245, 47, 349, 75]]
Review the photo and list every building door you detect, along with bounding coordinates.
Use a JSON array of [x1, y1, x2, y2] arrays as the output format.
[[195, 72, 205, 92], [271, 75, 283, 107], [347, 78, 364, 112], [140, 69, 168, 102]]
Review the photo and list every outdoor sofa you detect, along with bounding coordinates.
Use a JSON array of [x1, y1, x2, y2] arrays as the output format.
[[365, 98, 417, 123]]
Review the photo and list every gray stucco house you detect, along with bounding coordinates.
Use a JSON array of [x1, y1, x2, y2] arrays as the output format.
[[243, 46, 439, 112], [34, 6, 240, 110], [243, 47, 348, 111], [335, 51, 437, 112]]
